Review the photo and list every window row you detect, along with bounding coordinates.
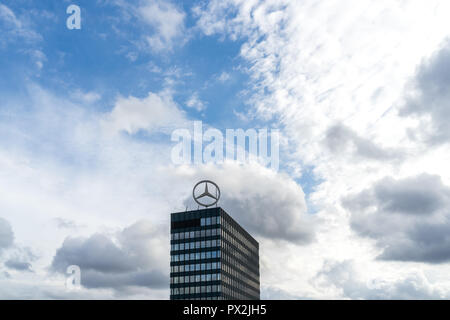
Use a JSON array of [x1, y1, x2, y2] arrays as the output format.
[[170, 285, 221, 296], [222, 285, 257, 300], [171, 228, 220, 240], [171, 250, 220, 262], [222, 239, 256, 268], [222, 225, 258, 256], [171, 239, 220, 252], [170, 262, 221, 272], [200, 216, 220, 226], [222, 219, 258, 253], [222, 250, 259, 283], [171, 273, 221, 284], [222, 273, 259, 295]]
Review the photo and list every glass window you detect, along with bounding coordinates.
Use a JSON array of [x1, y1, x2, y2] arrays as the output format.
[[190, 275, 195, 282], [185, 232, 189, 239], [195, 253, 200, 260], [185, 253, 189, 261], [206, 274, 211, 281], [179, 255, 184, 261], [201, 263, 206, 271], [206, 217, 211, 225], [211, 239, 216, 247], [206, 240, 211, 247], [180, 232, 184, 240], [212, 251, 217, 258], [180, 243, 184, 250], [190, 231, 194, 238], [195, 230, 201, 237], [200, 218, 205, 226], [195, 263, 200, 271], [201, 252, 206, 259], [206, 251, 211, 259], [196, 286, 200, 294], [195, 241, 200, 249], [196, 275, 200, 282], [201, 230, 205, 237], [206, 229, 211, 237], [201, 286, 206, 293], [175, 243, 179, 250], [207, 285, 211, 293], [201, 274, 206, 282], [201, 241, 205, 248]]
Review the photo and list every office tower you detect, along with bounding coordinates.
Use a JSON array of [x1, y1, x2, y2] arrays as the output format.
[[170, 207, 260, 300]]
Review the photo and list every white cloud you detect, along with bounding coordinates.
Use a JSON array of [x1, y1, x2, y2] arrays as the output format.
[[313, 260, 449, 299], [0, 217, 14, 253], [185, 92, 206, 111], [217, 71, 231, 82], [70, 89, 101, 104], [138, 0, 186, 52], [102, 90, 188, 135], [0, 3, 41, 46], [0, 4, 21, 28], [51, 220, 168, 292]]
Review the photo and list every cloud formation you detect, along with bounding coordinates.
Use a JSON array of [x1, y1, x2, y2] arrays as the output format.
[[174, 162, 316, 244], [314, 260, 448, 299], [400, 39, 450, 145], [138, 0, 186, 52], [325, 123, 404, 161], [0, 3, 42, 46], [0, 217, 14, 253], [51, 220, 168, 291], [343, 174, 450, 263], [102, 90, 187, 135]]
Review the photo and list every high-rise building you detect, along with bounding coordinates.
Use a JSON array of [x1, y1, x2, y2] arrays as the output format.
[[170, 207, 260, 300]]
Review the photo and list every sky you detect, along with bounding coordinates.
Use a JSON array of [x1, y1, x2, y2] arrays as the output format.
[[1, 0, 450, 299]]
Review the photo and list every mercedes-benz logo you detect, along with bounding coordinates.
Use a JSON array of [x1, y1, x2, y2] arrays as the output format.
[[193, 180, 221, 208]]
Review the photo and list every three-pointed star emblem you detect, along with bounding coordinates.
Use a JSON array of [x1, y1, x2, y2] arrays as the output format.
[[193, 180, 221, 207]]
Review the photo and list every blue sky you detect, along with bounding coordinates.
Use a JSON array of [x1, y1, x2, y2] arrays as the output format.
[[2, 0, 450, 300], [1, 0, 252, 127]]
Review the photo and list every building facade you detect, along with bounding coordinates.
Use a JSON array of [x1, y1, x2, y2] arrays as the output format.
[[170, 207, 260, 300]]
